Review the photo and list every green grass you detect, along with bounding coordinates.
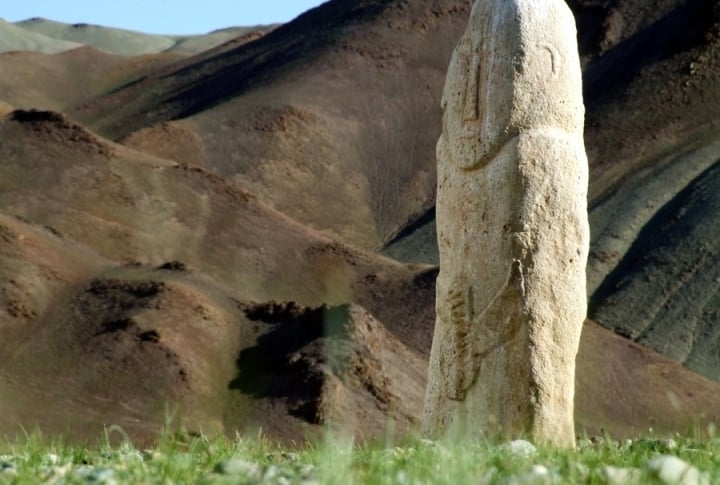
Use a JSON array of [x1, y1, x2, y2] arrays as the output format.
[[1, 429, 719, 484]]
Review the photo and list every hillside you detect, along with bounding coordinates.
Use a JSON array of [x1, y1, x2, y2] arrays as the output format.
[[70, 0, 472, 249], [0, 109, 435, 443], [1, 0, 720, 445], [0, 47, 184, 111], [0, 18, 81, 53], [13, 17, 275, 56], [14, 18, 175, 55]]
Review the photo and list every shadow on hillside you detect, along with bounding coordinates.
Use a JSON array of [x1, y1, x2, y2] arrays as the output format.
[[229, 302, 351, 423]]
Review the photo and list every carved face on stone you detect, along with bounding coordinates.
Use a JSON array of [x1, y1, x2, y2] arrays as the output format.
[[439, 0, 584, 171]]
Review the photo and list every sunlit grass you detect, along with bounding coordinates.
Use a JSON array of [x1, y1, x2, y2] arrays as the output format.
[[1, 427, 719, 483]]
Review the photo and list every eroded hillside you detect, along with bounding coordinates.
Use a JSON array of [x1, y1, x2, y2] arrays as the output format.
[[2, 0, 720, 444]]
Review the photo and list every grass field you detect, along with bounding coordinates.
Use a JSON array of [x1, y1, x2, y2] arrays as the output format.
[[1, 426, 718, 484]]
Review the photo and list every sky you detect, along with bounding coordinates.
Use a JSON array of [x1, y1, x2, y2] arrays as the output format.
[[1, 1, 327, 35]]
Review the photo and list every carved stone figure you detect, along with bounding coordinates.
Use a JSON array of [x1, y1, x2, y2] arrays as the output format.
[[423, 0, 590, 447]]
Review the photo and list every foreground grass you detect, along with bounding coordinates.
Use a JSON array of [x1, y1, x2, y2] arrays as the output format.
[[1, 429, 719, 484]]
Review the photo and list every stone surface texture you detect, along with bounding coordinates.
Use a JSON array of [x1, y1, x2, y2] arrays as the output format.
[[423, 0, 589, 447]]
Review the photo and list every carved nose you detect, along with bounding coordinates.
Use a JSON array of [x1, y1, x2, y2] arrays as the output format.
[[462, 54, 481, 122]]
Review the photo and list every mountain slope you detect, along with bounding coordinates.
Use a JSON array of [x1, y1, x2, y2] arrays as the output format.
[[71, 0, 473, 249], [1, 107, 718, 443], [14, 18, 275, 56], [0, 47, 183, 111], [3, 0, 720, 444], [590, 157, 720, 381], [0, 18, 81, 53], [576, 320, 720, 438], [14, 18, 175, 55], [0, 109, 434, 443]]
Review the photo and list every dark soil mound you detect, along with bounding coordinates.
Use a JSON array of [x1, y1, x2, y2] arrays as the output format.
[[8, 109, 112, 156]]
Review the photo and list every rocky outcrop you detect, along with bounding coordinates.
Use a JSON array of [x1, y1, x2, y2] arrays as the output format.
[[423, 0, 589, 447]]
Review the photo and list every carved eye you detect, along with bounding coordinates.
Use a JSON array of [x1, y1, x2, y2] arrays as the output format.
[[535, 42, 561, 80]]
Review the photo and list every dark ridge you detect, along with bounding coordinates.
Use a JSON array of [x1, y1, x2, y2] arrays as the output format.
[[88, 279, 165, 300], [241, 301, 350, 332], [10, 109, 66, 123], [95, 318, 135, 336], [163, 0, 401, 119], [383, 206, 436, 248], [589, 158, 720, 313], [208, 25, 277, 34], [74, 0, 408, 138], [583, 1, 719, 101], [138, 330, 160, 343], [156, 261, 188, 272], [412, 266, 439, 291], [566, 1, 612, 58], [8, 109, 113, 156], [590, 157, 720, 380]]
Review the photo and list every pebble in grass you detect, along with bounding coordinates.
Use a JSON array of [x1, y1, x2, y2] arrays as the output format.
[[75, 466, 118, 485], [41, 464, 118, 485], [647, 455, 709, 485], [604, 455, 710, 485], [214, 458, 262, 480], [628, 438, 679, 453], [263, 463, 316, 485], [101, 448, 144, 465], [0, 458, 17, 477], [604, 465, 645, 485], [507, 464, 561, 484], [502, 440, 538, 459]]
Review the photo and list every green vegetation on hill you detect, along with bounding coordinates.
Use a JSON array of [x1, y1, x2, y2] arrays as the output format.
[[9, 18, 275, 56], [14, 18, 175, 55], [0, 18, 81, 54]]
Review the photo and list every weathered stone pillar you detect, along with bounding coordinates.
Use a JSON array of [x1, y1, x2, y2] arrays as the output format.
[[423, 0, 589, 447]]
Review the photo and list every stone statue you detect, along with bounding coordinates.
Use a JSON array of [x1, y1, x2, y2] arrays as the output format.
[[423, 0, 589, 447]]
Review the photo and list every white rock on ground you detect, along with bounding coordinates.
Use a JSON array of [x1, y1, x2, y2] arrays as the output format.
[[503, 440, 538, 459], [214, 457, 262, 479], [604, 465, 645, 485], [647, 455, 709, 485], [0, 459, 16, 477], [508, 464, 561, 484]]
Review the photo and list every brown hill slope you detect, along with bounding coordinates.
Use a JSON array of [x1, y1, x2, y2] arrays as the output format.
[[576, 320, 720, 438], [574, 0, 720, 202], [0, 47, 184, 111], [4, 0, 720, 445], [0, 22, 272, 112], [71, 0, 473, 249], [2, 108, 719, 444], [0, 109, 431, 317], [0, 109, 434, 443]]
